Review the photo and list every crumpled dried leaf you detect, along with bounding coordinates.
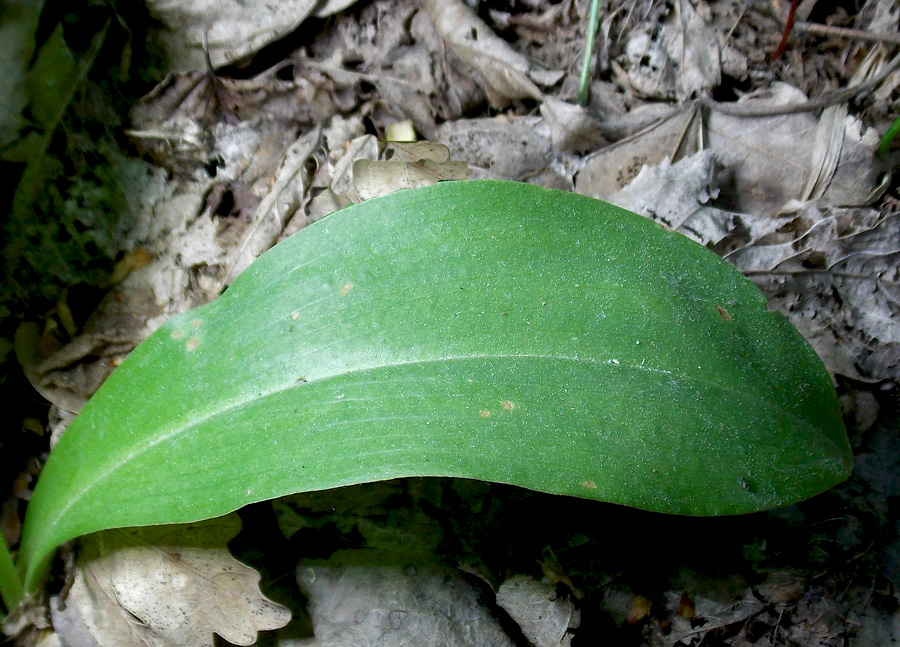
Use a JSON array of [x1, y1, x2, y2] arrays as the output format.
[[220, 127, 321, 286], [308, 137, 467, 213], [663, 587, 765, 645], [621, 0, 720, 101], [728, 204, 900, 382], [540, 97, 606, 153], [577, 85, 880, 216], [145, 0, 337, 70], [353, 142, 468, 200], [51, 515, 290, 647], [298, 560, 514, 647], [496, 575, 580, 647], [607, 149, 728, 238], [437, 116, 551, 180], [421, 0, 553, 108]]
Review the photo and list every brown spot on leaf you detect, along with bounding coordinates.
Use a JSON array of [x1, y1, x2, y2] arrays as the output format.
[[479, 410, 491, 418], [171, 330, 184, 339], [501, 400, 515, 411], [716, 305, 731, 320], [186, 338, 199, 351]]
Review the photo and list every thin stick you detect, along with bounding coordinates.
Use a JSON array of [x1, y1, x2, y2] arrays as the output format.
[[577, 0, 602, 105], [704, 49, 900, 117], [794, 21, 900, 46]]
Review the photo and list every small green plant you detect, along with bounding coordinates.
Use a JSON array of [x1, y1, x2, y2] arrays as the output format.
[[0, 180, 851, 616]]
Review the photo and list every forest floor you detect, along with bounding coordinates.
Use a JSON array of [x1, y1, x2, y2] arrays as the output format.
[[2, 0, 899, 645]]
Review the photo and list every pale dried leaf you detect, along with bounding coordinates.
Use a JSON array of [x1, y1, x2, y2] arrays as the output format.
[[53, 515, 290, 647], [607, 149, 727, 238], [577, 87, 879, 216], [221, 126, 321, 286], [540, 97, 606, 153], [496, 575, 580, 647], [622, 0, 720, 101], [297, 561, 515, 647], [727, 205, 900, 382], [437, 116, 551, 180], [801, 104, 847, 201], [421, 0, 544, 107], [146, 0, 320, 70]]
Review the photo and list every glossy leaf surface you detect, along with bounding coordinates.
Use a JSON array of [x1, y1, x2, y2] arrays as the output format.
[[20, 180, 851, 591]]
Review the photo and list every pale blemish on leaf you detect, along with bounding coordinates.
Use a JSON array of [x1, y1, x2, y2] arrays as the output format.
[[170, 330, 184, 339], [479, 410, 491, 418], [340, 283, 354, 296], [581, 480, 597, 489], [186, 338, 199, 351], [501, 400, 515, 411], [290, 312, 300, 320], [192, 319, 202, 327]]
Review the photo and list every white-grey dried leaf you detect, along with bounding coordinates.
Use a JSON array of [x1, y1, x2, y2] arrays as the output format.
[[146, 0, 320, 70], [437, 117, 551, 180], [607, 149, 726, 237], [54, 515, 290, 647], [621, 0, 720, 101], [298, 561, 515, 647], [421, 0, 543, 107], [221, 127, 321, 286], [496, 576, 580, 647]]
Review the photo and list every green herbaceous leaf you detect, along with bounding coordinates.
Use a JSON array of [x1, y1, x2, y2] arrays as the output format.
[[19, 180, 850, 592]]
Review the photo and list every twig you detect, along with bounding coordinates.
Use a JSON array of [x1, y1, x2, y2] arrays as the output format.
[[703, 49, 900, 117], [794, 21, 900, 46]]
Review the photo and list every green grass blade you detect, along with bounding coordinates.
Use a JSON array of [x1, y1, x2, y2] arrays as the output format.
[[0, 532, 23, 614], [19, 180, 851, 593], [577, 0, 601, 105]]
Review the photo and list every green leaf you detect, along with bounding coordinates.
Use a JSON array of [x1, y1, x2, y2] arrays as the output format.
[[19, 180, 851, 592]]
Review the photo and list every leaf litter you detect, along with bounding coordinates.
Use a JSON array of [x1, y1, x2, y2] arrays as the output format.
[[2, 0, 900, 645]]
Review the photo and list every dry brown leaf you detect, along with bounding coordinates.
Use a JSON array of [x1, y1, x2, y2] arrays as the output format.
[[421, 0, 546, 108], [352, 142, 468, 200], [540, 97, 606, 153], [52, 515, 290, 647]]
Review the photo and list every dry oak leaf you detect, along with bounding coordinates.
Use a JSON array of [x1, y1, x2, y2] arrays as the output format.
[[53, 514, 290, 647]]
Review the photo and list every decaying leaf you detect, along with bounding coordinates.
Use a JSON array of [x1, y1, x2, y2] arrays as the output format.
[[421, 0, 549, 107], [353, 142, 468, 200], [729, 205, 900, 383], [496, 575, 580, 647], [620, 0, 720, 101], [51, 515, 290, 647], [298, 560, 514, 647], [220, 126, 321, 286], [308, 137, 468, 212], [577, 85, 880, 217], [145, 0, 349, 70], [437, 117, 551, 180]]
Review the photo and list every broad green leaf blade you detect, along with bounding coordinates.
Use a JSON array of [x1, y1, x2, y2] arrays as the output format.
[[20, 180, 850, 592]]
